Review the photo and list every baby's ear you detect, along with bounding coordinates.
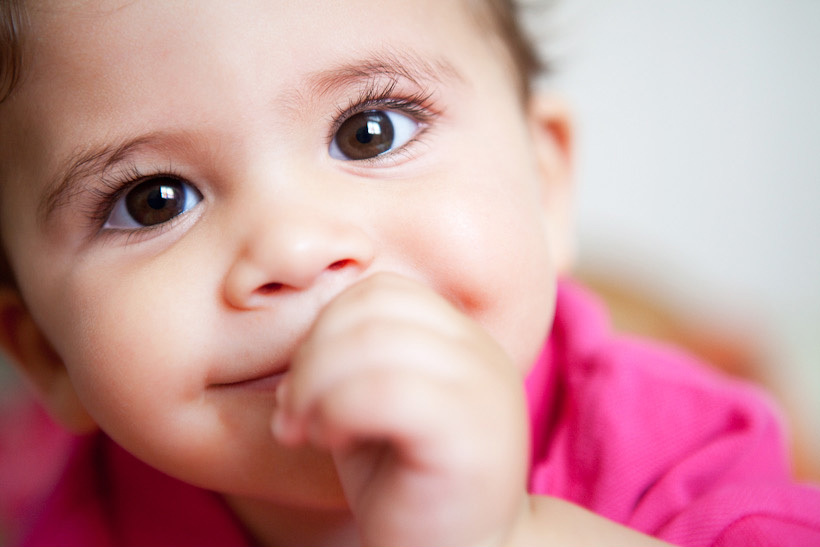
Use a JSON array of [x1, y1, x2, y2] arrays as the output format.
[[0, 287, 97, 433], [527, 94, 575, 275]]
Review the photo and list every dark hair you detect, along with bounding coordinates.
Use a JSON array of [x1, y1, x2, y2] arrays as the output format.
[[0, 0, 25, 104], [478, 0, 546, 100]]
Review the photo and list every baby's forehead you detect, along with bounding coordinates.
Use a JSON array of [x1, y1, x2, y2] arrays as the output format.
[[3, 1, 535, 121], [0, 1, 519, 152], [12, 1, 516, 95]]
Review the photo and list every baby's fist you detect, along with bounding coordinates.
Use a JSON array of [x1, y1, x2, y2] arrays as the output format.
[[273, 273, 530, 547]]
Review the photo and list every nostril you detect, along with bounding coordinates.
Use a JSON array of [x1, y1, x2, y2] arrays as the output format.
[[257, 282, 283, 295], [248, 261, 354, 298]]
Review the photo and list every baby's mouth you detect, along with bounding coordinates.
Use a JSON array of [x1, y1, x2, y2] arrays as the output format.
[[210, 365, 288, 392]]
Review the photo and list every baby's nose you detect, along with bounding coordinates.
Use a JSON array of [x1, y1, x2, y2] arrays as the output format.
[[223, 210, 375, 309]]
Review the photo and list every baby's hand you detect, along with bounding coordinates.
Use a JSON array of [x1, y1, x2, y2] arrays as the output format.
[[272, 273, 530, 547]]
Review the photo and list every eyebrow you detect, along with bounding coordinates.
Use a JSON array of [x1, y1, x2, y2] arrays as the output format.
[[39, 133, 176, 225], [303, 49, 465, 99], [39, 50, 466, 224]]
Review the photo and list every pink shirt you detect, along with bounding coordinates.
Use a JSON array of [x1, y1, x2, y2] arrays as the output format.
[[526, 281, 820, 545], [6, 281, 820, 546]]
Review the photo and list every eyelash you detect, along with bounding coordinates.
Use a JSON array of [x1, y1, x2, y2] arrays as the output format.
[[84, 163, 187, 237], [326, 79, 439, 158], [82, 82, 440, 236]]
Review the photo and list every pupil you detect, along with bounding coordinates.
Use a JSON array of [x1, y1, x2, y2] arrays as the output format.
[[147, 186, 176, 210], [356, 125, 374, 144]]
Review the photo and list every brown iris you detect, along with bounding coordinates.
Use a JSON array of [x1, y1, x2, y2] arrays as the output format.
[[334, 110, 395, 160], [125, 178, 187, 226]]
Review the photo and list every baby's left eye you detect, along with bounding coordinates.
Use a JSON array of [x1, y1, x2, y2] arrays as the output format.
[[329, 110, 420, 161]]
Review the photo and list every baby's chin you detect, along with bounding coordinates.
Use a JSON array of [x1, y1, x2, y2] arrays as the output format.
[[140, 403, 346, 504]]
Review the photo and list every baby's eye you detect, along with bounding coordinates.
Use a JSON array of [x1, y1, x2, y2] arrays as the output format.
[[329, 110, 419, 161], [105, 176, 202, 229]]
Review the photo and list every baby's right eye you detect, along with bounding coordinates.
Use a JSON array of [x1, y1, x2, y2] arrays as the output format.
[[105, 176, 202, 229]]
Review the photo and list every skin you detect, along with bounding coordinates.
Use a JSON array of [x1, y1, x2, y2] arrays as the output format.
[[0, 1, 669, 546]]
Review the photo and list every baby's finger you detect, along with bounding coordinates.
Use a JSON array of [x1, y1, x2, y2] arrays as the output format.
[[285, 324, 468, 418], [291, 366, 529, 547], [296, 368, 460, 456], [307, 273, 469, 342], [273, 341, 468, 452]]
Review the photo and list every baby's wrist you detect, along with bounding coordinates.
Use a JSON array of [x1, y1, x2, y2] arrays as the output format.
[[506, 495, 676, 547]]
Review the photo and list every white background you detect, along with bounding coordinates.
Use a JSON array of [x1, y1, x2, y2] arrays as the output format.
[[534, 0, 820, 458]]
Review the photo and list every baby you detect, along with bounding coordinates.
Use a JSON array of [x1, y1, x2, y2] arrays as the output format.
[[0, 1, 818, 546]]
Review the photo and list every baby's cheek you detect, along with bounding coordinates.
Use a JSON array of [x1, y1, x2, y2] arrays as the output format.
[[65, 321, 176, 428], [449, 214, 556, 371], [444, 261, 554, 374], [63, 324, 225, 478], [57, 278, 202, 429]]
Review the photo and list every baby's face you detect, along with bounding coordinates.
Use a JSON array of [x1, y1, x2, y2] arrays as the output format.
[[0, 0, 568, 506]]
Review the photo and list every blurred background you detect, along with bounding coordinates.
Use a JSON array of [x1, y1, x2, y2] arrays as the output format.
[[531, 0, 820, 478]]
